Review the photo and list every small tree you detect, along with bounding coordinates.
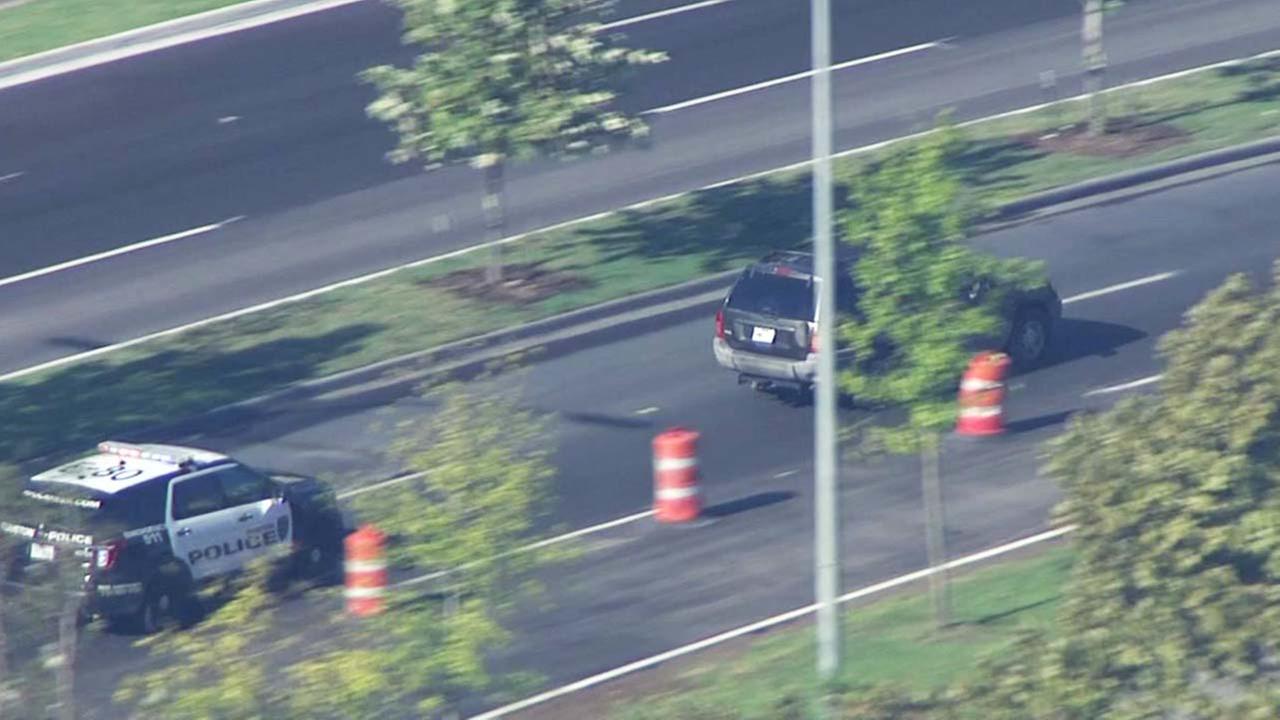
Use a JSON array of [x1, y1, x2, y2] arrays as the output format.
[[960, 263, 1280, 717], [361, 0, 667, 284], [290, 379, 559, 719], [836, 119, 1046, 628], [114, 560, 291, 719]]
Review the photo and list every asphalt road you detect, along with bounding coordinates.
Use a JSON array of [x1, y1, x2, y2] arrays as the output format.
[[2, 0, 1279, 374], [59, 160, 1280, 717]]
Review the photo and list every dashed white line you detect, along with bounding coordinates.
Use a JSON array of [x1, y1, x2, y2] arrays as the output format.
[[336, 471, 426, 500], [644, 39, 948, 114], [0, 216, 243, 291], [394, 509, 656, 589], [1061, 271, 1180, 305], [465, 524, 1078, 719], [773, 469, 799, 479], [634, 406, 660, 415], [597, 0, 734, 30], [217, 115, 241, 124], [0, 171, 23, 183], [1083, 374, 1163, 397]]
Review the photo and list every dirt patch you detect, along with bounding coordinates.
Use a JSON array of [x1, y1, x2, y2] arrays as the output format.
[[1019, 118, 1191, 158], [424, 263, 592, 304]]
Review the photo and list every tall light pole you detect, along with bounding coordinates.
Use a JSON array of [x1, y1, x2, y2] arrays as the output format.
[[811, 0, 841, 681]]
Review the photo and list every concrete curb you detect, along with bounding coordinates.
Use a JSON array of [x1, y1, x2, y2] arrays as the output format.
[[129, 132, 1280, 445], [989, 134, 1280, 221], [0, 0, 367, 91]]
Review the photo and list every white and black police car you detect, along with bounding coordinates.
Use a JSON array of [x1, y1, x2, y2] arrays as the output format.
[[2, 441, 347, 633]]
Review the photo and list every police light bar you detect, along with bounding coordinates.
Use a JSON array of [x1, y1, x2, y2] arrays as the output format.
[[97, 441, 189, 465]]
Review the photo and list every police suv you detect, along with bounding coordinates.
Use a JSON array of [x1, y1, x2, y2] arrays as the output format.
[[2, 441, 346, 633]]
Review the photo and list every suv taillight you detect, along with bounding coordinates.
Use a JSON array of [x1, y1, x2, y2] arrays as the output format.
[[94, 539, 123, 571], [715, 308, 726, 339], [809, 322, 819, 353]]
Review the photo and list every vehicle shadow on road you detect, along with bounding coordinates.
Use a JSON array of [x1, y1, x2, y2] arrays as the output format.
[[1037, 317, 1147, 371], [702, 490, 797, 519]]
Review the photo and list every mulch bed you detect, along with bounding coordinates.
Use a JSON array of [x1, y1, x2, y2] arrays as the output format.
[[424, 262, 592, 304], [1018, 118, 1191, 158]]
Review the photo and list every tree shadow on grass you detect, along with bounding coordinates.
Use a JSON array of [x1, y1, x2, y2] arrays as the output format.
[[0, 323, 382, 470], [1216, 56, 1280, 104], [951, 138, 1049, 196], [571, 172, 838, 274]]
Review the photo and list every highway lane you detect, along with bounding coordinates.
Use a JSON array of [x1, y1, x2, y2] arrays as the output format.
[[58, 160, 1280, 716], [3, 0, 1278, 374]]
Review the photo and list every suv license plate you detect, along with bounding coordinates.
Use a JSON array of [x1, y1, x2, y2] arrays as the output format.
[[752, 326, 776, 344], [29, 543, 54, 561]]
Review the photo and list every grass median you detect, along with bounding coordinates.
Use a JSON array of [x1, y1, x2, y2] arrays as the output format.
[[2, 53, 1279, 469], [582, 546, 1073, 720], [0, 0, 256, 63]]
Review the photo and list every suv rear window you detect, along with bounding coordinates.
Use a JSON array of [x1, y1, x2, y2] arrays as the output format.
[[728, 272, 815, 320]]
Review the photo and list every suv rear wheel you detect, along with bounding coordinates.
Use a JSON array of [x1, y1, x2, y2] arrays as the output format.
[[1008, 308, 1051, 369]]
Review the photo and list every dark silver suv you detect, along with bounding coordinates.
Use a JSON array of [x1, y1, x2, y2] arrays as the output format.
[[712, 250, 1062, 394]]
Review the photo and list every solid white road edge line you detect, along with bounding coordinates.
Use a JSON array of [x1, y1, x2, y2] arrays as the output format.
[[465, 524, 1079, 720], [0, 216, 244, 291], [644, 40, 947, 114], [5, 48, 1276, 384], [1083, 374, 1163, 397], [1061, 271, 1179, 305], [0, 0, 370, 92], [597, 0, 735, 31]]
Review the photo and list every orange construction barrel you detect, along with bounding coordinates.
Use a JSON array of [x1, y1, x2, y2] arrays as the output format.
[[956, 351, 1012, 436], [344, 524, 387, 616], [653, 427, 702, 523]]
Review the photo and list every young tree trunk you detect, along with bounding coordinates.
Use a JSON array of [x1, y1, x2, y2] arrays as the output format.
[[481, 160, 507, 286], [1082, 0, 1108, 136], [0, 574, 13, 716], [921, 432, 950, 629], [54, 592, 78, 720]]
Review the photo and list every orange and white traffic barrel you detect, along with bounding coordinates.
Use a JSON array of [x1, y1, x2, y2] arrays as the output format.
[[653, 427, 702, 523], [344, 525, 387, 616], [956, 351, 1012, 436]]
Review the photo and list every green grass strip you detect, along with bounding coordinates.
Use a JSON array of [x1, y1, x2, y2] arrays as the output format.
[[0, 0, 257, 63], [609, 546, 1073, 720]]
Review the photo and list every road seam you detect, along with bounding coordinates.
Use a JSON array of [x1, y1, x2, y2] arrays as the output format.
[[465, 524, 1078, 719]]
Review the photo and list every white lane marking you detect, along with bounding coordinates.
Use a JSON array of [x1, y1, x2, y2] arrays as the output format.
[[0, 0, 369, 92], [217, 115, 241, 124], [5, 48, 1277, 384], [393, 509, 657, 589], [774, 469, 798, 479], [597, 0, 734, 30], [1061, 271, 1179, 305], [0, 171, 23, 183], [645, 40, 948, 114], [0, 216, 243, 291], [634, 406, 660, 415], [466, 524, 1078, 719], [1083, 374, 1162, 397]]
